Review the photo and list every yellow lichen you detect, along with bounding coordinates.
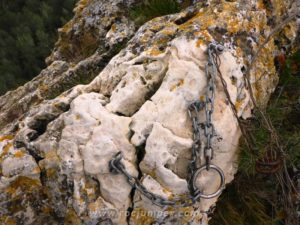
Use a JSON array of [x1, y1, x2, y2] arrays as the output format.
[[46, 168, 58, 179], [111, 24, 117, 32], [0, 135, 14, 142], [160, 28, 176, 36], [60, 20, 73, 33], [147, 48, 163, 56], [4, 217, 16, 225], [38, 83, 49, 92], [44, 150, 59, 161], [14, 150, 25, 158], [235, 100, 243, 111], [170, 79, 185, 91], [227, 18, 240, 34], [64, 208, 83, 225], [196, 39, 204, 48], [1, 142, 12, 158], [148, 169, 157, 179], [199, 95, 205, 101], [257, 0, 265, 10], [32, 166, 41, 174], [5, 176, 41, 195], [74, 0, 90, 14], [165, 205, 196, 225], [130, 208, 155, 225]]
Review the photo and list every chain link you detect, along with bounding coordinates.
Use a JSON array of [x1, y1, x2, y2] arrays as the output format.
[[109, 43, 225, 208]]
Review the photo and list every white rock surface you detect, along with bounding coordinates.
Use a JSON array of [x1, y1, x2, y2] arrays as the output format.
[[57, 92, 138, 224], [125, 38, 249, 224], [1, 0, 297, 224], [0, 37, 250, 225]]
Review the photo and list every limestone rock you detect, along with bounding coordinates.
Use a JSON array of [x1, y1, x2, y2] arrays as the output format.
[[0, 0, 138, 133], [0, 0, 299, 225]]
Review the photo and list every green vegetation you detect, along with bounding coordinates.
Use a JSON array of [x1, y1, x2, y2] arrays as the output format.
[[210, 51, 300, 225], [130, 0, 181, 26], [0, 0, 77, 95]]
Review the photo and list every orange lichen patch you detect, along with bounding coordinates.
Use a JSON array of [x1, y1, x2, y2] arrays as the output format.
[[139, 30, 155, 44], [179, 207, 194, 224], [111, 24, 117, 32], [178, 18, 195, 32], [85, 181, 98, 201], [14, 150, 25, 158], [74, 0, 90, 14], [272, 0, 286, 18], [88, 202, 97, 212], [198, 30, 213, 42], [170, 79, 185, 91], [227, 18, 240, 34], [179, 10, 215, 32], [60, 20, 73, 33], [161, 185, 173, 195], [130, 208, 155, 225], [255, 45, 276, 79], [32, 166, 41, 174], [165, 198, 195, 222], [153, 37, 169, 47], [178, 79, 185, 86], [45, 150, 59, 160], [1, 142, 13, 157], [235, 100, 243, 111], [222, 1, 238, 11], [283, 22, 298, 40], [147, 48, 163, 56], [0, 135, 14, 142], [46, 168, 58, 179], [196, 39, 204, 48], [64, 208, 83, 225], [254, 80, 264, 101], [148, 22, 165, 32], [257, 0, 265, 10], [3, 217, 16, 225], [5, 176, 41, 195], [148, 169, 157, 179], [235, 46, 243, 59], [160, 28, 177, 36], [39, 83, 49, 92]]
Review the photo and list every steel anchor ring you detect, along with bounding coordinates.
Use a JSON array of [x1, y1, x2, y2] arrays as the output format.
[[192, 164, 225, 199]]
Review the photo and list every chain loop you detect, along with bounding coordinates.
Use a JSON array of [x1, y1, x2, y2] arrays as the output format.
[[108, 43, 225, 208]]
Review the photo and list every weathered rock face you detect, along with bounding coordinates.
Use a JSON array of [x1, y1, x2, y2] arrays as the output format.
[[0, 0, 138, 132], [0, 0, 299, 225]]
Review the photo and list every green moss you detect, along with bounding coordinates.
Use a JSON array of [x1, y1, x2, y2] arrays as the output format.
[[129, 0, 181, 26]]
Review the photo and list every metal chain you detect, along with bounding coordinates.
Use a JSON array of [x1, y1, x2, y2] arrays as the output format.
[[203, 43, 224, 169], [109, 43, 225, 208]]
